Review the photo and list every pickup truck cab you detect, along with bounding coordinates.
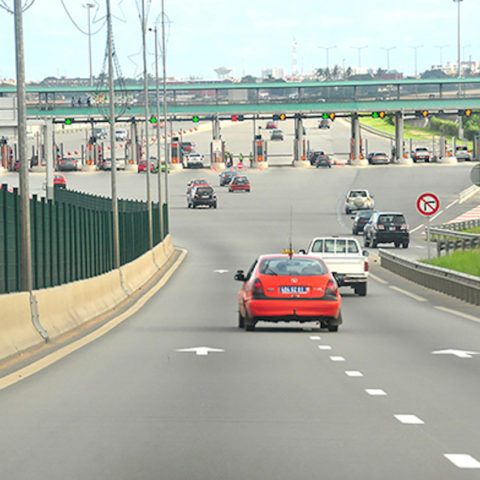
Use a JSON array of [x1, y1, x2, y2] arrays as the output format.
[[302, 236, 369, 296]]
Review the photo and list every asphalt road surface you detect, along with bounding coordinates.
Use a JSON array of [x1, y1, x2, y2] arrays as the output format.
[[0, 127, 480, 479]]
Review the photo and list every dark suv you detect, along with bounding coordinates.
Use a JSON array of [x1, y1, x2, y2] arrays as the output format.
[[187, 185, 217, 209], [363, 212, 409, 248]]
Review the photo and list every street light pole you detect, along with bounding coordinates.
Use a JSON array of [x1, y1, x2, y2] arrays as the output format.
[[84, 3, 95, 87], [141, 0, 153, 249], [453, 0, 463, 78], [106, 0, 120, 269], [318, 45, 337, 70], [14, 0, 32, 292], [161, 0, 169, 233], [149, 24, 164, 240], [352, 45, 368, 69], [382, 47, 396, 70], [410, 45, 423, 77], [434, 44, 449, 65]]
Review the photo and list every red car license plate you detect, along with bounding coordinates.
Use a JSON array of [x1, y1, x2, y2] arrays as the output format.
[[279, 286, 308, 294]]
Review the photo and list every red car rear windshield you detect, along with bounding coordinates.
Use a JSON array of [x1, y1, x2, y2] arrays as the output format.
[[259, 257, 328, 276]]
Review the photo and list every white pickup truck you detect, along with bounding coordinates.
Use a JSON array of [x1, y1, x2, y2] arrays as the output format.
[[301, 236, 369, 296]]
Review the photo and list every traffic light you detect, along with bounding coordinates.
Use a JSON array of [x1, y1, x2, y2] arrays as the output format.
[[64, 118, 74, 125], [231, 114, 244, 121], [372, 111, 386, 119], [149, 115, 157, 124], [462, 109, 473, 117], [416, 110, 429, 118], [322, 112, 335, 121], [279, 113, 287, 121], [192, 115, 200, 123]]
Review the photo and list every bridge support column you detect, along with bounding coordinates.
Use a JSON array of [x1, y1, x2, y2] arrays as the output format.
[[212, 115, 221, 140], [351, 113, 367, 166], [395, 111, 411, 164], [293, 115, 306, 165]]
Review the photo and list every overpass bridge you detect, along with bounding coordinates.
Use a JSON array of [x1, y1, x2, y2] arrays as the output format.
[[2, 77, 480, 163]]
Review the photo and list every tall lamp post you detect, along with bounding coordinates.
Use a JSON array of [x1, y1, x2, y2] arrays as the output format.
[[352, 45, 368, 69], [83, 2, 95, 87], [161, 0, 169, 234], [382, 46, 396, 70], [410, 45, 423, 77], [318, 45, 337, 70], [453, 0, 464, 139], [434, 44, 449, 65]]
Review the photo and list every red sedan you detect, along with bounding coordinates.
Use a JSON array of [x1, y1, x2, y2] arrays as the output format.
[[234, 254, 342, 331], [228, 175, 250, 192], [53, 174, 67, 189]]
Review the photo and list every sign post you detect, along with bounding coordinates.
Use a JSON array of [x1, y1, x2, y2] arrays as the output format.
[[416, 192, 440, 262]]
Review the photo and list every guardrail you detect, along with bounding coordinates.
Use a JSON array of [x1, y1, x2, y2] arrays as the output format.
[[379, 250, 480, 306], [429, 228, 480, 255]]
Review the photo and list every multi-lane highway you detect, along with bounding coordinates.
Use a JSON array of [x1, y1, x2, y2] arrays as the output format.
[[0, 121, 479, 479]]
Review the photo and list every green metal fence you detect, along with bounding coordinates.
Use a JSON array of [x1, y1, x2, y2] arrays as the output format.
[[0, 185, 168, 294]]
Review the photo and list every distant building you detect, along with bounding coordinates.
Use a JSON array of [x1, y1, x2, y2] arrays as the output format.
[[262, 68, 285, 80]]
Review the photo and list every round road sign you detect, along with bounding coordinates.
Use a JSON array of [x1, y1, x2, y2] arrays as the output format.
[[470, 164, 480, 187], [416, 192, 440, 216]]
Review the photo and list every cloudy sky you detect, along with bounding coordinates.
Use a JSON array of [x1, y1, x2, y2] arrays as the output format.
[[0, 0, 479, 81]]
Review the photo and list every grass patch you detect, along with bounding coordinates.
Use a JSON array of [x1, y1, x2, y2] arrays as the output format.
[[423, 249, 480, 277], [462, 226, 480, 234]]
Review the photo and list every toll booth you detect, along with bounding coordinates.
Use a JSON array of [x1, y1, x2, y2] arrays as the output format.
[[210, 139, 225, 166], [252, 136, 267, 167], [350, 138, 364, 162], [171, 137, 181, 165]]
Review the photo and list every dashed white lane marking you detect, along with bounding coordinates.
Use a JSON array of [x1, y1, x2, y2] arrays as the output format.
[[330, 356, 345, 362], [369, 273, 388, 284], [309, 336, 321, 340], [394, 414, 424, 424], [345, 371, 363, 377], [434, 306, 480, 324], [365, 389, 387, 396], [318, 345, 332, 350], [445, 199, 458, 210], [389, 285, 427, 302], [410, 224, 424, 234], [444, 454, 480, 469]]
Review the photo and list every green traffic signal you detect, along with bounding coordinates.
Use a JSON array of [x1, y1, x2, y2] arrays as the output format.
[[65, 118, 73, 125], [149, 115, 157, 124], [192, 115, 200, 123]]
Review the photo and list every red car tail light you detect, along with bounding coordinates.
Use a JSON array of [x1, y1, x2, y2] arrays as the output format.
[[325, 279, 338, 296], [400, 224, 408, 230], [364, 260, 369, 272], [378, 225, 385, 230], [251, 278, 264, 298]]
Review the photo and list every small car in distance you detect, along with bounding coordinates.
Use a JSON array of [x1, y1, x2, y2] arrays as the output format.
[[186, 178, 210, 194], [270, 129, 284, 141], [228, 175, 250, 192], [455, 146, 472, 161], [219, 169, 237, 186], [57, 157, 80, 171], [234, 254, 342, 331], [367, 152, 390, 165], [266, 121, 278, 129], [363, 212, 409, 248], [181, 141, 195, 154], [314, 152, 332, 168], [318, 118, 331, 129], [187, 185, 217, 209], [115, 129, 128, 141], [345, 189, 375, 214], [351, 209, 377, 235], [412, 147, 430, 163], [185, 153, 205, 168], [53, 174, 67, 189]]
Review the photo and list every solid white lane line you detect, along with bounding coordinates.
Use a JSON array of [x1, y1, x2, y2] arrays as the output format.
[[365, 389, 387, 396], [318, 345, 332, 350], [431, 209, 444, 221], [410, 224, 424, 234], [444, 454, 480, 469], [369, 273, 388, 284], [434, 306, 480, 324], [394, 414, 424, 424], [345, 371, 363, 377], [446, 199, 458, 210], [330, 356, 345, 362], [309, 336, 321, 340], [389, 285, 427, 302]]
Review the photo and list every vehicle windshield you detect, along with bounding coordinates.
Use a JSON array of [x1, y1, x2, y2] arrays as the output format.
[[349, 191, 367, 198], [235, 177, 248, 184], [378, 214, 406, 225], [259, 257, 328, 276]]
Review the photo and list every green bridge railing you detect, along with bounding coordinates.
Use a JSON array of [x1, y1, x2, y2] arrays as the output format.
[[0, 185, 168, 294]]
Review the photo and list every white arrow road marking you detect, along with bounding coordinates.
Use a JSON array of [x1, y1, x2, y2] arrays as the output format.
[[176, 347, 225, 356], [394, 414, 424, 424], [345, 371, 363, 377], [365, 389, 387, 396], [444, 454, 480, 469], [213, 269, 229, 274], [432, 349, 479, 359]]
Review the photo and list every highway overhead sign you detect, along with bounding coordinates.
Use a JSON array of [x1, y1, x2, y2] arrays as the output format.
[[416, 192, 440, 216]]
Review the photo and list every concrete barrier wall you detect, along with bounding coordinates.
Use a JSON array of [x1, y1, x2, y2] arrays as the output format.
[[0, 235, 176, 362], [0, 292, 42, 361]]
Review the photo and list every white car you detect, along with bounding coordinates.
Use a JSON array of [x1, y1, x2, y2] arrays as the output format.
[[185, 153, 205, 168], [345, 189, 375, 214], [115, 129, 128, 141]]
